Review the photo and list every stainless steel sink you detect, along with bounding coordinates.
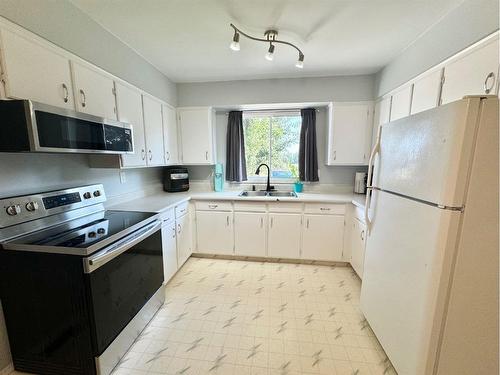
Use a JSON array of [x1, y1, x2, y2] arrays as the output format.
[[238, 191, 297, 198]]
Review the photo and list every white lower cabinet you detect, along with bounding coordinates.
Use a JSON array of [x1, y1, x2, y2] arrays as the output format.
[[196, 211, 234, 255], [161, 215, 178, 283], [234, 212, 267, 257], [301, 214, 344, 261], [350, 218, 367, 279], [267, 213, 302, 259], [176, 212, 192, 266]]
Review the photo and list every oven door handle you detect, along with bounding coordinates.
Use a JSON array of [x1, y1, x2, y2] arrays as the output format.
[[83, 220, 161, 273]]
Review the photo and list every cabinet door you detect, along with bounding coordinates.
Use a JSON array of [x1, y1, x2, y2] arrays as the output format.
[[327, 102, 373, 165], [441, 38, 499, 104], [161, 219, 178, 283], [176, 213, 192, 267], [390, 84, 413, 121], [115, 82, 147, 167], [268, 213, 302, 259], [162, 104, 179, 165], [196, 211, 234, 255], [71, 61, 117, 119], [411, 69, 443, 115], [234, 212, 267, 257], [302, 214, 344, 261], [178, 108, 215, 164], [371, 96, 391, 149], [350, 218, 367, 279], [142, 95, 165, 166], [0, 29, 74, 109]]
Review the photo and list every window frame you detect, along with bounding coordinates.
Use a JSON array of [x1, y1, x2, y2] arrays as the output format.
[[242, 109, 301, 184]]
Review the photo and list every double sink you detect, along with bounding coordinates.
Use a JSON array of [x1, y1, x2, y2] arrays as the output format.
[[239, 190, 298, 198]]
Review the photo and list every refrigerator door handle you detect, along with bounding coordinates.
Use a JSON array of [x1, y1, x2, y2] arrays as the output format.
[[365, 125, 382, 231]]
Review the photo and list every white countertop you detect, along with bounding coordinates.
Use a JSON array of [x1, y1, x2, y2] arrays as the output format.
[[110, 189, 366, 213]]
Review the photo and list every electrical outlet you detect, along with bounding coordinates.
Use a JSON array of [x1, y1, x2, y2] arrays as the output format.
[[119, 171, 126, 184]]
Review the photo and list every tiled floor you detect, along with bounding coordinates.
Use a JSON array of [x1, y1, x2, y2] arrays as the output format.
[[111, 257, 396, 375]]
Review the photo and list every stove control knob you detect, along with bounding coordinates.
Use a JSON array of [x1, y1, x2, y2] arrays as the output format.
[[97, 228, 106, 235], [6, 205, 21, 216], [83, 192, 92, 199], [88, 231, 96, 238], [93, 190, 101, 197], [25, 201, 39, 212]]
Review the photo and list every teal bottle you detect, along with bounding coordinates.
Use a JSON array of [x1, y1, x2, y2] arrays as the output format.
[[214, 163, 224, 192]]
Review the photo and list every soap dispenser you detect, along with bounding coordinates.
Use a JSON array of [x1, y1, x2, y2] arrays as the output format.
[[214, 163, 224, 192]]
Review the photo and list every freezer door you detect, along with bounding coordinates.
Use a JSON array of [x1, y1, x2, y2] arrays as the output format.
[[360, 190, 462, 375], [371, 97, 482, 207]]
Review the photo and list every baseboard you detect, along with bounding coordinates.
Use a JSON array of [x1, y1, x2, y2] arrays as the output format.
[[0, 363, 13, 375], [191, 253, 350, 267]]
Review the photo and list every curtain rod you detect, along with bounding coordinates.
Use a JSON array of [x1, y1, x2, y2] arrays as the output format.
[[222, 108, 320, 115]]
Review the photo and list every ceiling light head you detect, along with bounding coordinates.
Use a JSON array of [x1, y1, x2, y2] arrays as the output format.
[[229, 31, 240, 51], [295, 53, 304, 68], [265, 44, 275, 61]]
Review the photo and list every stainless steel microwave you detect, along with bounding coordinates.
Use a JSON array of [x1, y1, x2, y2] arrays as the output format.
[[0, 100, 133, 154]]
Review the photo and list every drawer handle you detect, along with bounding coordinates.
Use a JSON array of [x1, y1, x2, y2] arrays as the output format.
[[360, 230, 365, 241], [484, 72, 495, 94], [62, 83, 69, 103], [208, 204, 218, 209], [79, 89, 86, 107], [320, 207, 331, 211]]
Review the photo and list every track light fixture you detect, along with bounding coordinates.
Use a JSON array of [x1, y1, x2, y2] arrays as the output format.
[[229, 23, 305, 68]]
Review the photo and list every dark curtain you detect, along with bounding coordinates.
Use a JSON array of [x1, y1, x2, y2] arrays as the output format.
[[299, 108, 319, 182], [226, 111, 247, 182]]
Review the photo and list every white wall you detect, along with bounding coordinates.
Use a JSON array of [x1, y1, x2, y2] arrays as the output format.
[[0, 0, 177, 105], [375, 0, 499, 97], [178, 75, 374, 189]]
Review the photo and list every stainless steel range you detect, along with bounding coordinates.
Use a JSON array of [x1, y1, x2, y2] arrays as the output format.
[[0, 185, 164, 375]]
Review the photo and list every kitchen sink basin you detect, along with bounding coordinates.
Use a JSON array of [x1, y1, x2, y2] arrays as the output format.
[[238, 191, 297, 198]]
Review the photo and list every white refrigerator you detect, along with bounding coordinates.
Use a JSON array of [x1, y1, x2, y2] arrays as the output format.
[[360, 96, 498, 375]]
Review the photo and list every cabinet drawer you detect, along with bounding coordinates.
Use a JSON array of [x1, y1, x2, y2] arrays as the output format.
[[160, 208, 175, 222], [175, 202, 189, 218], [195, 201, 232, 212], [304, 203, 345, 215], [268, 202, 302, 213], [233, 202, 266, 212]]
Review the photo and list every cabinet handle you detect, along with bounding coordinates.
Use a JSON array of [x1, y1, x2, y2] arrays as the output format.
[[172, 226, 176, 238], [270, 217, 273, 228], [205, 151, 209, 160], [226, 215, 230, 226], [360, 230, 365, 241], [62, 83, 69, 103], [208, 204, 218, 209], [141, 149, 146, 160], [260, 217, 263, 228], [306, 218, 310, 228], [333, 150, 336, 160], [166, 151, 170, 161], [148, 150, 153, 161], [484, 72, 495, 94], [177, 223, 181, 234], [79, 89, 86, 108]]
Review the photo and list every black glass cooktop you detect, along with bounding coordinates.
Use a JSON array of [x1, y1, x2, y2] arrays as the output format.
[[10, 210, 156, 249]]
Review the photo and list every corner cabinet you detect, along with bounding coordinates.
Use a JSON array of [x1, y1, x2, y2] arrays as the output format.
[[162, 104, 179, 165], [178, 107, 216, 165], [326, 102, 373, 165]]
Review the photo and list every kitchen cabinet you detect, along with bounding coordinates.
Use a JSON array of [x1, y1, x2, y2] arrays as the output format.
[[178, 107, 216, 164], [267, 213, 302, 259], [162, 104, 179, 165], [234, 212, 267, 257], [441, 37, 499, 104], [115, 81, 147, 167], [326, 102, 373, 165], [390, 84, 413, 121], [0, 28, 75, 110], [196, 211, 234, 255], [71, 61, 117, 119], [142, 95, 165, 166], [410, 69, 443, 115], [176, 211, 192, 267], [302, 214, 344, 261], [350, 217, 367, 279], [371, 96, 391, 149], [161, 214, 178, 283]]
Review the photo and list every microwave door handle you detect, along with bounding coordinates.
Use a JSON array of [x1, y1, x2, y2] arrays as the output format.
[[83, 220, 161, 273]]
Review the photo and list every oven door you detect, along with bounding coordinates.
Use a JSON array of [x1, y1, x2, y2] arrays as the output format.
[[83, 220, 163, 355]]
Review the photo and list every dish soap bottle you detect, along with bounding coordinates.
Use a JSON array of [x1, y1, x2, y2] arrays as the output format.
[[214, 163, 224, 192]]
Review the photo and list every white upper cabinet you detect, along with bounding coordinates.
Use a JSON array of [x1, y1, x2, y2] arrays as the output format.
[[0, 29, 75, 109], [178, 107, 216, 165], [71, 61, 117, 119], [162, 104, 179, 165], [371, 96, 391, 148], [142, 95, 165, 166], [115, 82, 147, 167], [326, 102, 373, 165], [410, 69, 443, 115], [389, 84, 413, 121], [441, 36, 499, 104]]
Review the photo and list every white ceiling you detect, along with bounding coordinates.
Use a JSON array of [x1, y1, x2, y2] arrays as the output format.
[[70, 0, 465, 83]]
